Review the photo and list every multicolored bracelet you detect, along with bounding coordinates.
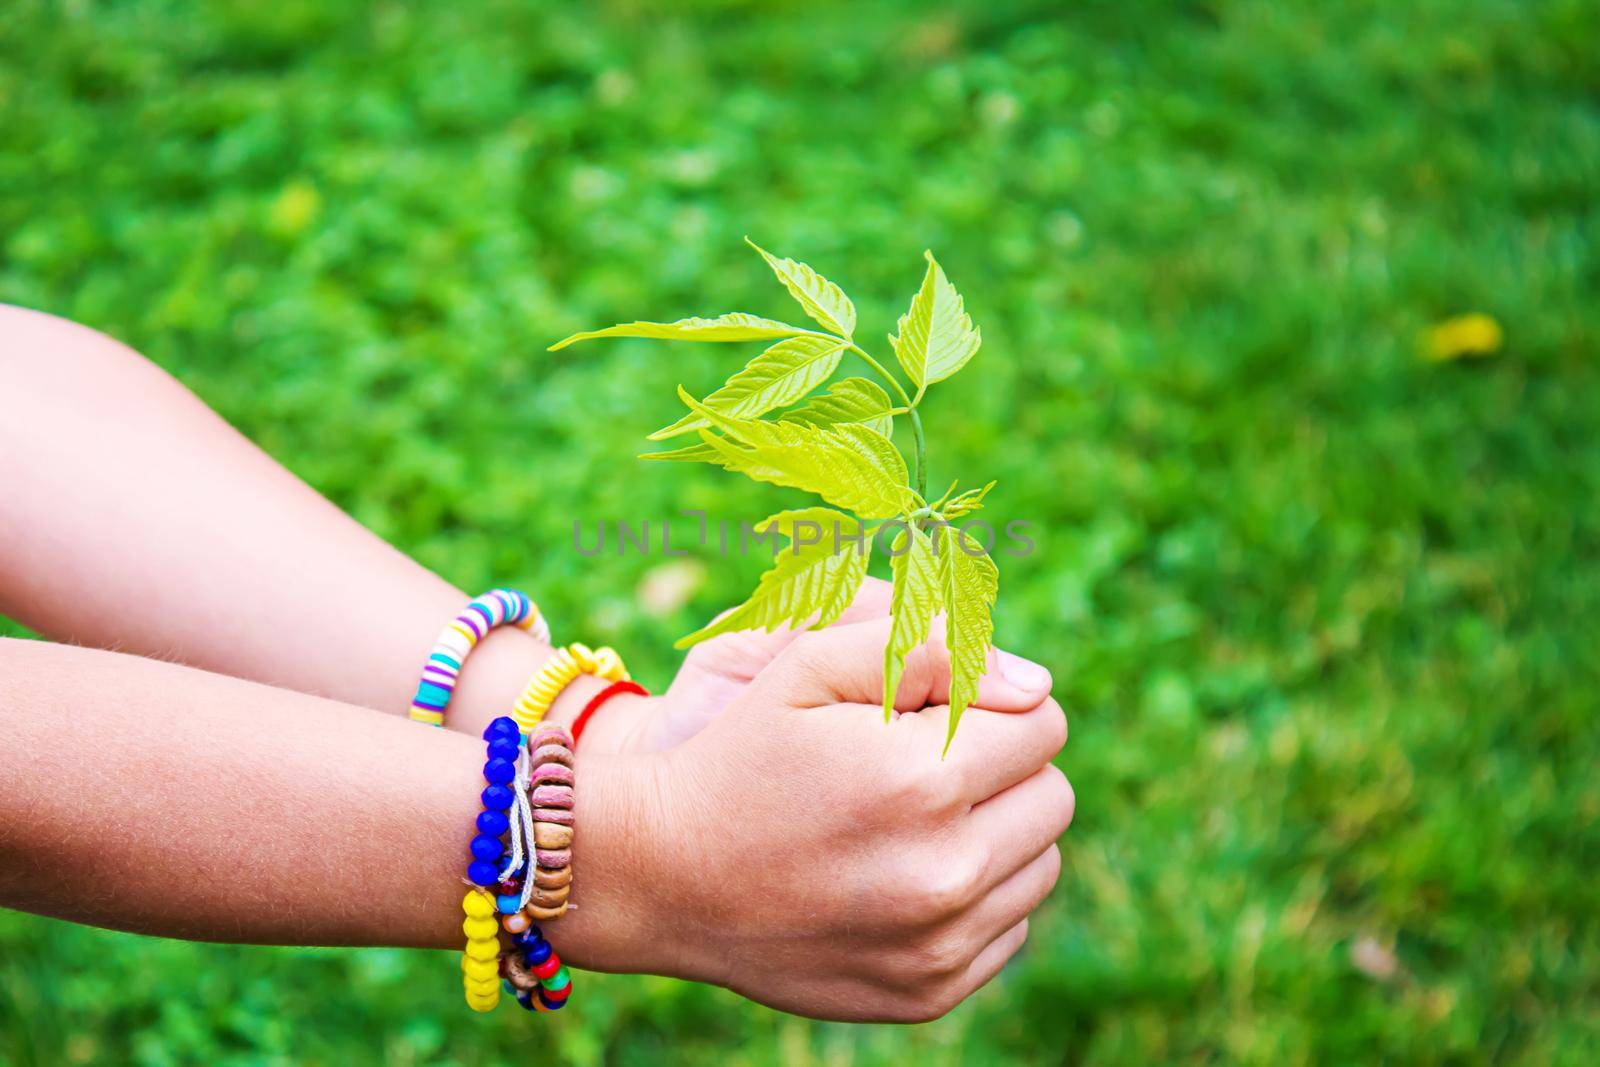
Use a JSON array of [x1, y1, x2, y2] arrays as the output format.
[[412, 589, 550, 726], [460, 717, 578, 1014], [571, 680, 649, 747], [510, 642, 630, 732], [461, 717, 525, 1012]]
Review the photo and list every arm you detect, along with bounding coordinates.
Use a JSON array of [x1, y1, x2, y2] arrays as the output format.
[[0, 306, 631, 749], [0, 637, 668, 971], [0, 626, 1073, 1022], [0, 306, 1054, 752]]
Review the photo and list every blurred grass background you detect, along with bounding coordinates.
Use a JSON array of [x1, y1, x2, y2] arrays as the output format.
[[2, 0, 1598, 1063]]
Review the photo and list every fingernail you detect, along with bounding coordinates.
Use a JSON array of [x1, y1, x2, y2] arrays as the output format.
[[998, 650, 1052, 692]]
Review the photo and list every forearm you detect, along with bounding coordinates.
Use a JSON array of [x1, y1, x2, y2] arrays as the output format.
[[0, 638, 669, 971], [0, 306, 633, 748]]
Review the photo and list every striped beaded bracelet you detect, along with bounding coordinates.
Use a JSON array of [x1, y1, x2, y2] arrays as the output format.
[[412, 589, 550, 726], [511, 642, 630, 732]]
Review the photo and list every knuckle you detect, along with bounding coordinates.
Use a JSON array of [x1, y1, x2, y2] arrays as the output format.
[[901, 980, 966, 1023], [886, 763, 959, 813], [890, 927, 973, 985], [920, 930, 973, 977], [913, 849, 986, 915]]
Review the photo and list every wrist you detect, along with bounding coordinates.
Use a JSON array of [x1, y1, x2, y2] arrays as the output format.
[[434, 627, 557, 739], [437, 632, 645, 751], [553, 750, 688, 978]]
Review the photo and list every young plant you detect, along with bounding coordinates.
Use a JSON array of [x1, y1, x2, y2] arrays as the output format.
[[552, 240, 999, 751]]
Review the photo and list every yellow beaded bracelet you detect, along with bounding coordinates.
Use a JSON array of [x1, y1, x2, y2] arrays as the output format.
[[511, 642, 629, 732], [462, 888, 502, 1011]]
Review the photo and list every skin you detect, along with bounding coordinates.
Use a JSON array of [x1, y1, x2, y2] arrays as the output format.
[[0, 304, 1054, 752], [0, 305, 1074, 1021], [0, 630, 1070, 1022], [651, 617, 1075, 1021]]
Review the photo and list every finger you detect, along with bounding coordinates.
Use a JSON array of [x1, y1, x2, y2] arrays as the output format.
[[893, 697, 1068, 802], [955, 845, 1060, 952], [773, 616, 1053, 713], [686, 576, 896, 681], [961, 918, 1030, 1000], [965, 763, 1075, 872]]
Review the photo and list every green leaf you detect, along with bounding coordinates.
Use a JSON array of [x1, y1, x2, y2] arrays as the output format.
[[941, 480, 996, 521], [681, 389, 912, 519], [746, 238, 857, 338], [939, 527, 999, 754], [638, 440, 723, 464], [549, 313, 805, 350], [781, 377, 895, 437], [678, 507, 870, 648], [889, 251, 982, 394], [883, 524, 941, 720], [648, 335, 847, 440], [641, 435, 793, 484]]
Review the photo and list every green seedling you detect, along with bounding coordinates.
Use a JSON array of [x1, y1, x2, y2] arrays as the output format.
[[553, 241, 999, 751]]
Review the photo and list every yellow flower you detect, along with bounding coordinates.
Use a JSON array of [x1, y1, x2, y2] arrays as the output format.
[[1425, 313, 1503, 362], [268, 179, 321, 238]]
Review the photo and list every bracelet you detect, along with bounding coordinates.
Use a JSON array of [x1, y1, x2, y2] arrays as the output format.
[[511, 642, 630, 732], [461, 717, 525, 1012], [412, 589, 550, 726], [460, 718, 578, 1014], [571, 680, 649, 747], [500, 726, 576, 1011]]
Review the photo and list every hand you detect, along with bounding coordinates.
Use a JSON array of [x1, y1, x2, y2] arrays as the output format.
[[605, 577, 1056, 754], [618, 617, 1073, 1022]]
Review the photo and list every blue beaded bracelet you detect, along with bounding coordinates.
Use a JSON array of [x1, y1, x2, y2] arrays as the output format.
[[463, 715, 534, 1011]]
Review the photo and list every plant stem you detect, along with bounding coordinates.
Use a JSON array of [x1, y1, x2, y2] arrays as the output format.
[[832, 339, 928, 500], [838, 341, 911, 406], [908, 408, 927, 500]]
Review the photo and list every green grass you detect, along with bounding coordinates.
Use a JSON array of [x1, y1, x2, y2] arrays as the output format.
[[2, 0, 1598, 1062]]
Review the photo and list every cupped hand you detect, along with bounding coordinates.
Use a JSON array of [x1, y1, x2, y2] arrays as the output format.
[[630, 616, 1074, 1022]]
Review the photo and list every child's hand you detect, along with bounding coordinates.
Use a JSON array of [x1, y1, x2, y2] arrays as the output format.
[[609, 577, 1055, 753], [568, 616, 1072, 1022]]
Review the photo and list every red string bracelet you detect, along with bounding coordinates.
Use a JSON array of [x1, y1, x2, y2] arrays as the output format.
[[570, 680, 649, 746]]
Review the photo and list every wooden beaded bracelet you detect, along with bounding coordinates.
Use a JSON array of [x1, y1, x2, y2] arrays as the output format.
[[412, 589, 550, 726], [510, 642, 630, 732], [500, 726, 576, 1012]]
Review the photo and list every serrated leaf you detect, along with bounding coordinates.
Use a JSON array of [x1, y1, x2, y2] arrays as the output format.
[[747, 238, 857, 338], [890, 251, 982, 394], [883, 524, 941, 720], [678, 507, 870, 648], [781, 377, 895, 437], [549, 313, 805, 350], [681, 389, 912, 519], [939, 527, 999, 754], [941, 480, 996, 521], [649, 335, 847, 440]]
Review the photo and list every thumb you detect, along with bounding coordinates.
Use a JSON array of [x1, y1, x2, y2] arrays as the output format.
[[756, 616, 1052, 713]]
